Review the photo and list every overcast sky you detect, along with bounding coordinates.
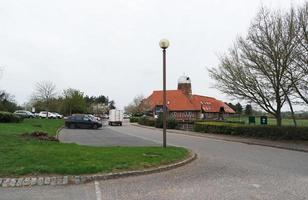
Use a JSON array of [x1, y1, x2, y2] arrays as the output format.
[[0, 0, 306, 110]]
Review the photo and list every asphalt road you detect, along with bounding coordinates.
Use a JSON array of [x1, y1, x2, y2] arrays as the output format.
[[1, 122, 308, 200], [59, 121, 159, 147]]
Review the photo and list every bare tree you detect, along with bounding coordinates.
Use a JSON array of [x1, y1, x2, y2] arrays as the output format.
[[209, 8, 299, 126], [291, 2, 308, 105], [33, 81, 57, 116], [125, 95, 151, 116]]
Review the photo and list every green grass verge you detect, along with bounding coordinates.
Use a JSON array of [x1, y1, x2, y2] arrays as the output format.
[[0, 119, 188, 177], [226, 116, 308, 127]]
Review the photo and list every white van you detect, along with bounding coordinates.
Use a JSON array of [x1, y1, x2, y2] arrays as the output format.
[[108, 109, 123, 126]]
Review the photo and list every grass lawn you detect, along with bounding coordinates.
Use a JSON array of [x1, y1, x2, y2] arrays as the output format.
[[0, 119, 188, 177], [226, 116, 308, 127]]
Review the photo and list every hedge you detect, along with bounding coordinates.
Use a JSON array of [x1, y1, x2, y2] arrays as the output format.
[[137, 116, 179, 129], [129, 117, 140, 123], [155, 114, 178, 129], [194, 122, 308, 140], [0, 111, 23, 123], [138, 117, 155, 127]]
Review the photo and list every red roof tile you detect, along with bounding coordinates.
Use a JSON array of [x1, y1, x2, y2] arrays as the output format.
[[191, 95, 235, 113], [146, 90, 235, 113]]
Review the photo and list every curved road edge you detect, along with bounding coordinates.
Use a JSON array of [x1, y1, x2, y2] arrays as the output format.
[[0, 150, 197, 188]]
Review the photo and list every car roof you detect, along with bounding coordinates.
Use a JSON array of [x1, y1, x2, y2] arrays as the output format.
[[72, 114, 86, 116]]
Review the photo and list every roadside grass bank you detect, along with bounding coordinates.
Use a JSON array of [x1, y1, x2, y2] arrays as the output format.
[[0, 119, 188, 177]]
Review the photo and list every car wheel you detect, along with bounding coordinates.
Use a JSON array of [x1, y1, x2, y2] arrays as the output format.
[[93, 124, 98, 129], [69, 124, 76, 129]]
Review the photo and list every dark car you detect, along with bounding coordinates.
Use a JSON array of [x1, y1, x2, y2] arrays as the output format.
[[65, 114, 102, 129]]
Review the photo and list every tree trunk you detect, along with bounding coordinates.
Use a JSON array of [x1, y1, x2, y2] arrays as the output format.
[[276, 115, 282, 127], [46, 100, 49, 118], [69, 104, 72, 116], [282, 87, 297, 127], [286, 96, 297, 127]]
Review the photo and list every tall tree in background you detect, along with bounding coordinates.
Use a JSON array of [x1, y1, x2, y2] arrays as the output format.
[[125, 95, 151, 116], [33, 81, 57, 116], [108, 100, 116, 110], [235, 103, 243, 114], [244, 105, 253, 116], [0, 91, 19, 112], [62, 88, 87, 115], [209, 8, 299, 126], [84, 95, 109, 114], [291, 2, 308, 105], [95, 95, 108, 104]]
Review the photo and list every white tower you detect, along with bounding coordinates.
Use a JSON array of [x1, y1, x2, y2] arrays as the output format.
[[177, 75, 192, 97]]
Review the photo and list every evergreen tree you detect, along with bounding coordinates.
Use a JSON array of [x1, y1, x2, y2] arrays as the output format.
[[244, 104, 253, 116], [235, 103, 243, 114]]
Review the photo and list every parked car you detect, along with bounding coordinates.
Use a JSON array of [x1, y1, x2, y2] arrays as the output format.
[[123, 114, 131, 119], [38, 111, 57, 119], [14, 110, 35, 118], [88, 114, 101, 121], [65, 114, 102, 129], [52, 112, 63, 119]]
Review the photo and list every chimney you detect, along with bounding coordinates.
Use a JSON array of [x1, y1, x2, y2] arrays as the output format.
[[177, 75, 192, 97]]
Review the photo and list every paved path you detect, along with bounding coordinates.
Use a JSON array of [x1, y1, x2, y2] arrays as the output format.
[[1, 123, 308, 200]]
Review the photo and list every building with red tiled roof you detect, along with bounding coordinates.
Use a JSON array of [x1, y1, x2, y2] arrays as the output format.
[[144, 75, 235, 120]]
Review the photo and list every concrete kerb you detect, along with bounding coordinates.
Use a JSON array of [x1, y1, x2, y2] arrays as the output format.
[[55, 126, 65, 140], [0, 150, 197, 188], [131, 123, 308, 153]]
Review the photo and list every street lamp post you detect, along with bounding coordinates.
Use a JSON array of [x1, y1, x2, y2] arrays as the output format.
[[159, 39, 170, 148]]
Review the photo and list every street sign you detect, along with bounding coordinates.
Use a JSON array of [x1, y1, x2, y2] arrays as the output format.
[[249, 116, 256, 124], [260, 116, 268, 125]]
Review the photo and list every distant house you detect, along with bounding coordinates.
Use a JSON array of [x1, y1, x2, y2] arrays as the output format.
[[144, 75, 235, 120]]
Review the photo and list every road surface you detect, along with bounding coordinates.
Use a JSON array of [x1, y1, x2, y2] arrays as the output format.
[[1, 123, 308, 200]]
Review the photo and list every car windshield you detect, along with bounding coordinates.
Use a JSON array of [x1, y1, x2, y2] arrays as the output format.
[[83, 116, 90, 121], [88, 115, 97, 120]]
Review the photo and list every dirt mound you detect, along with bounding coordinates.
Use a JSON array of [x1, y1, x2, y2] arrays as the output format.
[[21, 131, 59, 142]]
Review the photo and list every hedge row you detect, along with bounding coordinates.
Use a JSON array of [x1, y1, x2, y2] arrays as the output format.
[[0, 111, 24, 123], [138, 117, 156, 127], [137, 116, 178, 129], [129, 117, 140, 123], [194, 122, 308, 140]]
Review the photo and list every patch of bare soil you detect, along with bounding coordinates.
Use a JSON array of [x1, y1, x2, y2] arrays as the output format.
[[21, 131, 59, 142]]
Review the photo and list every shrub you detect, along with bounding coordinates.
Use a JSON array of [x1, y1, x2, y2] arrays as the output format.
[[225, 120, 246, 124], [194, 122, 308, 140], [167, 117, 178, 129], [154, 114, 178, 129], [138, 116, 155, 127], [0, 111, 23, 123], [130, 117, 140, 123]]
